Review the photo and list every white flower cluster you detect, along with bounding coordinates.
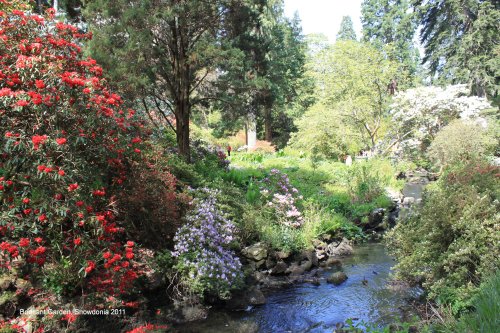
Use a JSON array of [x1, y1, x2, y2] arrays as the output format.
[[389, 84, 492, 155]]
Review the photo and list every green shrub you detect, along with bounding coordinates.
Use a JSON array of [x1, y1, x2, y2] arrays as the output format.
[[245, 181, 261, 204], [386, 162, 500, 314], [299, 203, 345, 246], [346, 163, 385, 204], [427, 119, 496, 170], [448, 271, 500, 333], [259, 222, 303, 253]]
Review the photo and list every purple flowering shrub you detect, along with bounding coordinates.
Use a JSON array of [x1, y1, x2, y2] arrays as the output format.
[[172, 188, 242, 299], [260, 169, 305, 228]]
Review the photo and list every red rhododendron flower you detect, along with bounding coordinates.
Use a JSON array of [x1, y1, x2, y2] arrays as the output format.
[[38, 214, 47, 222], [55, 137, 67, 145], [0, 88, 12, 97], [31, 135, 48, 150], [37, 165, 46, 172], [35, 237, 43, 244], [92, 189, 105, 196], [126, 241, 135, 247], [85, 260, 95, 274], [22, 198, 30, 204], [33, 246, 46, 255], [74, 238, 81, 246], [16, 99, 29, 107], [19, 238, 30, 247], [35, 79, 45, 89], [58, 169, 65, 176], [68, 183, 79, 191]]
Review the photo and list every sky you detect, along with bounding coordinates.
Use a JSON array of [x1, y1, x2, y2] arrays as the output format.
[[284, 0, 364, 43]]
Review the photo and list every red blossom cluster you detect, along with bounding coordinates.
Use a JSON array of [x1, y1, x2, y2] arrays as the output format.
[[126, 323, 169, 333], [0, 6, 153, 302]]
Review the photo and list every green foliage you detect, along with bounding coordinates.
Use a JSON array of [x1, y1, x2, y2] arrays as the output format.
[[347, 163, 385, 204], [230, 152, 402, 245], [386, 162, 500, 314], [336, 16, 357, 41], [361, 0, 420, 87], [307, 40, 399, 149], [299, 203, 347, 245], [258, 222, 303, 253], [427, 119, 497, 170], [289, 103, 363, 160], [444, 271, 500, 333], [414, 0, 499, 100], [155, 250, 174, 275], [214, 2, 311, 146]]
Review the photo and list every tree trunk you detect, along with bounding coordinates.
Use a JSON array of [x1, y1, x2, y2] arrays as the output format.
[[264, 106, 272, 142], [175, 97, 190, 163]]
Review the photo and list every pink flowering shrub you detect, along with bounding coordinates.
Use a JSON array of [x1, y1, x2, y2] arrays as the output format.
[[260, 169, 304, 228]]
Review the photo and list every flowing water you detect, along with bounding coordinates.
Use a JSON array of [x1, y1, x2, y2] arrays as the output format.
[[175, 243, 422, 333]]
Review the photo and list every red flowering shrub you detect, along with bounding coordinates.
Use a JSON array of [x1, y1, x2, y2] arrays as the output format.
[[0, 7, 158, 299]]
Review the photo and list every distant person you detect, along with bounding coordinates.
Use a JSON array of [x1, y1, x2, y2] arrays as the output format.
[[227, 145, 232, 157]]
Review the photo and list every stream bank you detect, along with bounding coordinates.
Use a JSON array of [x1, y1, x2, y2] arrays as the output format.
[[173, 242, 423, 333]]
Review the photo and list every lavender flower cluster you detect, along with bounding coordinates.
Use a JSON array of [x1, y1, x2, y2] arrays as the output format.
[[260, 169, 304, 228], [172, 189, 242, 298]]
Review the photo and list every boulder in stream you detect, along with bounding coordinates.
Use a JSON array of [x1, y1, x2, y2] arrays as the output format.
[[327, 272, 348, 286], [226, 287, 266, 310], [326, 238, 353, 257], [322, 257, 342, 268], [368, 208, 385, 229]]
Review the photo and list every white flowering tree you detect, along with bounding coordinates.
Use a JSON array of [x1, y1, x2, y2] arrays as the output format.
[[383, 84, 492, 158]]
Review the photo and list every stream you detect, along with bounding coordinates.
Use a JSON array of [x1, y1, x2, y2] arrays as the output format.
[[175, 243, 422, 333]]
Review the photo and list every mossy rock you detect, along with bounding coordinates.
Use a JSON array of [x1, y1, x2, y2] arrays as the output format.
[[327, 272, 348, 286]]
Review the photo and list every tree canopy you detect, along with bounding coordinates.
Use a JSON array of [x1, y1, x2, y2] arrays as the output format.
[[336, 16, 357, 41], [361, 0, 420, 87], [414, 0, 499, 101]]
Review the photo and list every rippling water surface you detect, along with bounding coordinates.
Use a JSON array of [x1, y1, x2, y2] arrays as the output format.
[[175, 243, 420, 333]]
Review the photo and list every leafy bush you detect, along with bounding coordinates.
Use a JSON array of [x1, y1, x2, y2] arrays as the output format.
[[427, 119, 496, 170], [0, 9, 147, 297], [386, 162, 500, 314], [346, 163, 386, 204], [299, 203, 346, 245], [289, 103, 362, 160], [445, 271, 500, 333], [172, 189, 243, 299], [118, 144, 186, 249]]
